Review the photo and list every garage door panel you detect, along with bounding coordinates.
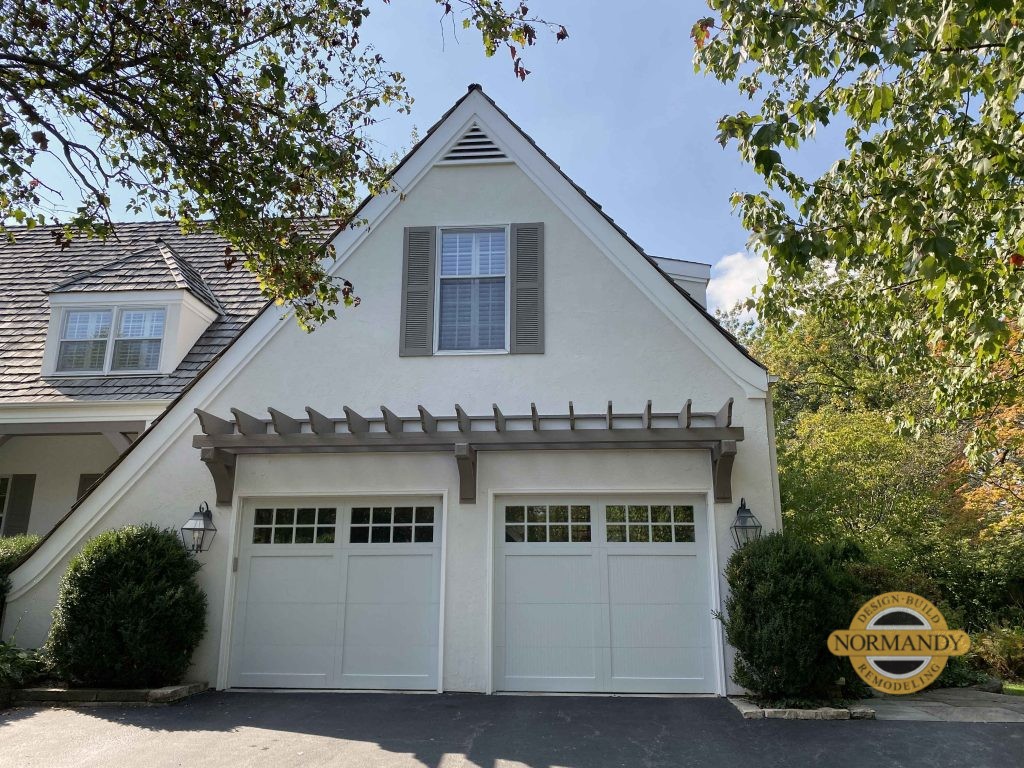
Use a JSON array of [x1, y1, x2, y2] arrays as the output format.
[[606, 554, 704, 605], [495, 497, 716, 694], [233, 642, 335, 689], [612, 602, 710, 647], [345, 554, 436, 604], [504, 602, 598, 649], [503, 642, 601, 681], [230, 500, 441, 690], [611, 646, 708, 683], [342, 602, 438, 646], [236, 671, 330, 688], [505, 555, 597, 604], [247, 555, 340, 603], [243, 601, 340, 646], [608, 603, 707, 650], [340, 641, 437, 679]]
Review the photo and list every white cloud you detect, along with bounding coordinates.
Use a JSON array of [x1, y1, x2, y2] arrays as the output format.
[[707, 251, 767, 316]]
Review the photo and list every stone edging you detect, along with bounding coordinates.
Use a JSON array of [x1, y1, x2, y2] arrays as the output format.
[[730, 697, 875, 720], [10, 682, 208, 707]]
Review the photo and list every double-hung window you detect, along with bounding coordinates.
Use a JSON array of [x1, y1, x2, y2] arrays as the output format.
[[111, 309, 165, 371], [437, 228, 507, 351], [56, 309, 112, 372], [55, 307, 166, 374]]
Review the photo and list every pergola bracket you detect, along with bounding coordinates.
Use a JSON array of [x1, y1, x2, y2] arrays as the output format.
[[200, 447, 237, 506], [192, 401, 744, 506], [454, 443, 477, 503], [711, 440, 738, 503]]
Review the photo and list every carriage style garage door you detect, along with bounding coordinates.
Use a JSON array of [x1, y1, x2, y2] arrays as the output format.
[[494, 496, 717, 694], [229, 498, 441, 689]]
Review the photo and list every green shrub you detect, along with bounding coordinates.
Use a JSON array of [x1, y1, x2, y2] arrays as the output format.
[[933, 654, 989, 688], [0, 535, 41, 601], [0, 641, 45, 688], [720, 531, 868, 705], [973, 625, 1024, 681], [47, 525, 207, 688]]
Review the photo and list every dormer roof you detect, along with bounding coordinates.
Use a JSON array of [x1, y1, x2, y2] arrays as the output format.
[[48, 240, 223, 314]]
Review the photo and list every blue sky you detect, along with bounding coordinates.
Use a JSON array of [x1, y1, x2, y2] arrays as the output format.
[[359, 0, 845, 310], [30, 1, 850, 312]]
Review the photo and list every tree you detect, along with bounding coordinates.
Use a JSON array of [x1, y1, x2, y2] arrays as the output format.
[[694, 1, 1024, 431], [0, 0, 566, 327]]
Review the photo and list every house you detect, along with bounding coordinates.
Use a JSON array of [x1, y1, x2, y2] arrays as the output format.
[[0, 85, 781, 695]]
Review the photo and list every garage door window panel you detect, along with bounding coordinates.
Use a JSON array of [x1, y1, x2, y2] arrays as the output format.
[[350, 505, 434, 544], [606, 504, 695, 544], [252, 506, 337, 544], [505, 504, 591, 543]]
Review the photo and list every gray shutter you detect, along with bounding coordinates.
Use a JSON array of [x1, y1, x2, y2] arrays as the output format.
[[3, 475, 35, 537], [510, 222, 545, 354], [77, 473, 102, 500], [399, 226, 436, 357]]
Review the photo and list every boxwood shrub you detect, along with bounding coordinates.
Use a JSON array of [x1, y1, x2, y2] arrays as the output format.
[[0, 534, 41, 601], [720, 532, 867, 704], [47, 525, 207, 688]]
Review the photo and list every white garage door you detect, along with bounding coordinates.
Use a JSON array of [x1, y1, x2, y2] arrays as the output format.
[[229, 498, 441, 689], [494, 496, 717, 693]]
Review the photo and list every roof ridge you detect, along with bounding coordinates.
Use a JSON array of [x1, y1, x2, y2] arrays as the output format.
[[156, 238, 225, 315]]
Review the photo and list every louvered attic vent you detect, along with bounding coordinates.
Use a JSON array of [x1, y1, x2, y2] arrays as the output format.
[[440, 124, 507, 163]]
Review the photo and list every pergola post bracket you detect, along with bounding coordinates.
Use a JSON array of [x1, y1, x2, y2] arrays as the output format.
[[454, 443, 477, 503], [200, 447, 237, 506]]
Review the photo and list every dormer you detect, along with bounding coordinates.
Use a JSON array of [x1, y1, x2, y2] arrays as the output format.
[[650, 256, 711, 308], [41, 240, 222, 377]]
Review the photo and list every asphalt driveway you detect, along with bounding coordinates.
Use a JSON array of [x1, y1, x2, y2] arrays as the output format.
[[1, 692, 1022, 768]]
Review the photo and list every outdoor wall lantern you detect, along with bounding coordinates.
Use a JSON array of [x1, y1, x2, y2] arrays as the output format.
[[730, 498, 762, 548], [180, 501, 217, 554]]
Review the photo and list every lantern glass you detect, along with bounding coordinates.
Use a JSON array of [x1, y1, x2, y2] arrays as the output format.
[[730, 498, 762, 548], [181, 502, 217, 554]]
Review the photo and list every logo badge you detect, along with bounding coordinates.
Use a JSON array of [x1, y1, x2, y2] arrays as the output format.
[[828, 592, 971, 694]]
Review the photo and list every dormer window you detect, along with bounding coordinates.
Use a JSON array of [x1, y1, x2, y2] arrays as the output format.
[[43, 241, 222, 378], [56, 307, 166, 374], [112, 308, 165, 371], [56, 309, 112, 372]]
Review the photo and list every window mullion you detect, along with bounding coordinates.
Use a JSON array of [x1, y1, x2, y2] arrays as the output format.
[[102, 308, 118, 374]]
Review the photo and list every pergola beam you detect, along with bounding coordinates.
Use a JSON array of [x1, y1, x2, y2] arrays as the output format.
[[193, 401, 745, 505]]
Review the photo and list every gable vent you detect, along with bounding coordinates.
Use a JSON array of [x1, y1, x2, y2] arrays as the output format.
[[441, 124, 507, 163]]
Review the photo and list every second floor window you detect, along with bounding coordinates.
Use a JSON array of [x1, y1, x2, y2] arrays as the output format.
[[56, 307, 165, 374], [437, 228, 507, 351]]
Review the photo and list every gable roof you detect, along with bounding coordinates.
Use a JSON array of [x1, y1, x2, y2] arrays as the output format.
[[7, 84, 769, 592], [0, 222, 263, 404], [465, 86, 761, 370], [325, 84, 762, 371]]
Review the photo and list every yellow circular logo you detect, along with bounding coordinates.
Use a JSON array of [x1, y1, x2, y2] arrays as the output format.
[[828, 592, 971, 695]]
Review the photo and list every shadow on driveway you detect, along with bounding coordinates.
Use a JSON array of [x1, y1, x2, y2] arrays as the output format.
[[1, 691, 1023, 767]]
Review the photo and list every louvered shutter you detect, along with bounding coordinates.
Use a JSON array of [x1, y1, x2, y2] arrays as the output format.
[[3, 474, 35, 536], [400, 226, 436, 356], [510, 222, 545, 354]]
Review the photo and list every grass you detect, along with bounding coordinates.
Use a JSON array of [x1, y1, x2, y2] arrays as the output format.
[[1004, 682, 1024, 697]]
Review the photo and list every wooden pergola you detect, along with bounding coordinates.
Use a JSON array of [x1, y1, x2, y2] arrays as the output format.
[[193, 399, 743, 505]]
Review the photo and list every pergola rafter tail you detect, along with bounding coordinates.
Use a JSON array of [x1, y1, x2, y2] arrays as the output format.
[[193, 399, 743, 505]]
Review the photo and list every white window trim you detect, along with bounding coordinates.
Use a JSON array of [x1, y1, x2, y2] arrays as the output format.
[[42, 289, 218, 378], [54, 305, 167, 376], [433, 224, 512, 355]]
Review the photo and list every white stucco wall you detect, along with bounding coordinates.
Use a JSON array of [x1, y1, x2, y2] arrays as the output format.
[[2, 159, 778, 695], [0, 435, 120, 536]]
